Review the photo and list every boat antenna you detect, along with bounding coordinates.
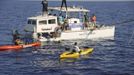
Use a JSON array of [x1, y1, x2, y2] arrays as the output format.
[[41, 0, 48, 16], [60, 0, 68, 18]]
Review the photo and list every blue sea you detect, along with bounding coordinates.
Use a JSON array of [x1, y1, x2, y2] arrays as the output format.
[[0, 0, 134, 75]]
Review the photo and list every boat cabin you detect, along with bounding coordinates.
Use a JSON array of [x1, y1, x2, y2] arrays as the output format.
[[48, 6, 90, 31], [24, 5, 92, 40], [25, 15, 58, 33], [24, 6, 90, 34]]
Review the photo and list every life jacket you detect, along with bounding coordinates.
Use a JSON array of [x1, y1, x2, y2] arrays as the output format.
[[15, 39, 23, 45]]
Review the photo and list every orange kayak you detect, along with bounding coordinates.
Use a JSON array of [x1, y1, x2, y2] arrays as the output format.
[[0, 45, 23, 51], [23, 42, 41, 48], [0, 42, 41, 51]]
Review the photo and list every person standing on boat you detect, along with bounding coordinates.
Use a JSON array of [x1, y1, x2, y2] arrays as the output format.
[[58, 13, 64, 26], [41, 0, 48, 15], [60, 0, 67, 11], [63, 18, 69, 30], [84, 14, 89, 29], [90, 14, 97, 28]]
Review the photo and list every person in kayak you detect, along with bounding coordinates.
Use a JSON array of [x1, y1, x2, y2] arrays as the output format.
[[71, 42, 81, 53], [12, 30, 20, 42]]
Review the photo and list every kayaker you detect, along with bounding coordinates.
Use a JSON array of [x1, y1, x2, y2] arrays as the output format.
[[12, 30, 20, 42], [71, 42, 81, 53]]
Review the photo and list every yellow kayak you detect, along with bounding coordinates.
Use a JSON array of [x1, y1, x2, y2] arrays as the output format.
[[60, 48, 93, 59]]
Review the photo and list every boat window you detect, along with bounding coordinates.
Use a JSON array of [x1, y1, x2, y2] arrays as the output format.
[[48, 19, 56, 24], [32, 20, 36, 25], [68, 12, 79, 18], [28, 20, 32, 24], [39, 20, 47, 25], [74, 21, 77, 23], [27, 19, 36, 25]]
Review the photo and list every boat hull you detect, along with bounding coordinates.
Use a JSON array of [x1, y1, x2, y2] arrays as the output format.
[[38, 26, 115, 41], [61, 26, 115, 40], [0, 45, 23, 51], [23, 42, 41, 48], [60, 48, 93, 59]]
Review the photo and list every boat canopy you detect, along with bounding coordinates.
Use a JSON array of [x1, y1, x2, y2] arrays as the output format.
[[48, 6, 90, 12], [28, 15, 57, 20]]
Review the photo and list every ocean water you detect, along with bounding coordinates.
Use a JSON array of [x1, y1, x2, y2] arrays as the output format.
[[0, 0, 134, 75]]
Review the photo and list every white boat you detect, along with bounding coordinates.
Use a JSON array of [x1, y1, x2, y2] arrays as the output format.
[[24, 1, 115, 42]]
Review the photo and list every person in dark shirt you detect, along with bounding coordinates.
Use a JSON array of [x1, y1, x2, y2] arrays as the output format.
[[60, 0, 67, 11], [41, 0, 48, 15]]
